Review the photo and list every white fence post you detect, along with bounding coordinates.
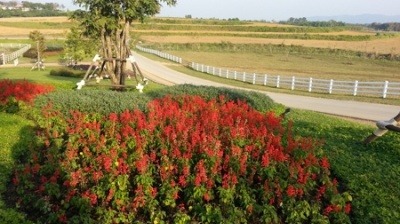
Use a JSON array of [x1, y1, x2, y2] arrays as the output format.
[[243, 72, 246, 82], [234, 71, 237, 80], [1, 53, 5, 65], [252, 73, 256, 84], [219, 68, 222, 77], [264, 74, 268, 86], [206, 66, 209, 73], [308, 78, 313, 92], [353, 80, 358, 96], [276, 75, 280, 88], [212, 67, 215, 75], [329, 79, 334, 94], [291, 76, 295, 90], [383, 81, 389, 98]]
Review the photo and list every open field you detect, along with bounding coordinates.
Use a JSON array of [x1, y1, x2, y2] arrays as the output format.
[[1, 16, 399, 54], [0, 17, 71, 38], [1, 16, 400, 95], [140, 35, 400, 55], [160, 50, 400, 81]]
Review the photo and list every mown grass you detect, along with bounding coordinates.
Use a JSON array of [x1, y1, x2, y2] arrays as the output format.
[[286, 109, 400, 223], [0, 66, 165, 92], [145, 43, 400, 82], [0, 113, 34, 223]]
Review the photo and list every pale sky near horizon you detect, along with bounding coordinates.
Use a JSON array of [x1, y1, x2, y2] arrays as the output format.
[[29, 0, 400, 21]]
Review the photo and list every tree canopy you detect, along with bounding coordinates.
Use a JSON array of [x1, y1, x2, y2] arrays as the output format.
[[71, 0, 177, 86]]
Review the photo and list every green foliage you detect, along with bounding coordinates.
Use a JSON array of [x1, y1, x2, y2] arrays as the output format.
[[147, 84, 277, 112], [149, 18, 249, 25], [63, 26, 98, 65], [135, 23, 342, 33], [280, 17, 347, 27], [0, 10, 66, 18], [33, 89, 151, 117], [49, 67, 85, 78], [28, 30, 46, 60]]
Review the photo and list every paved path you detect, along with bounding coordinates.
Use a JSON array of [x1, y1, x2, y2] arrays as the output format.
[[132, 52, 400, 122]]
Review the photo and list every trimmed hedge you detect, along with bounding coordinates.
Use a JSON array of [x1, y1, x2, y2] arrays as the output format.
[[49, 68, 85, 78], [34, 89, 151, 117], [148, 84, 277, 113], [33, 85, 278, 117]]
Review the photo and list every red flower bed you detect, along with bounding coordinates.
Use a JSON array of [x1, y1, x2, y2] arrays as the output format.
[[12, 95, 351, 223], [0, 79, 54, 105]]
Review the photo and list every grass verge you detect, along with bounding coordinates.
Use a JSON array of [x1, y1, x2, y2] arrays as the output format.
[[0, 113, 33, 223]]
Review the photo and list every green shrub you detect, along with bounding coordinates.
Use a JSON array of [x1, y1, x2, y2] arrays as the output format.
[[49, 67, 85, 78], [22, 48, 37, 59], [34, 89, 151, 117], [148, 84, 277, 112]]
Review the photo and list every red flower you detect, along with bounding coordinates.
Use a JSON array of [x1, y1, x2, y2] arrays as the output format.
[[324, 205, 334, 216], [203, 191, 210, 202], [58, 213, 67, 223], [106, 188, 114, 202], [320, 157, 330, 169], [261, 151, 270, 167], [287, 185, 296, 197], [344, 203, 351, 214]]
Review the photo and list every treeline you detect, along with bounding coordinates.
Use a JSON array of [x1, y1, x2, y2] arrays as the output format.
[[369, 23, 400, 32], [0, 1, 64, 10], [135, 23, 344, 33], [279, 17, 346, 27], [0, 9, 67, 17]]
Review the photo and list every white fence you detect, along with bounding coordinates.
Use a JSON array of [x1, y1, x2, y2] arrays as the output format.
[[136, 45, 182, 64], [0, 43, 31, 65], [136, 45, 400, 98]]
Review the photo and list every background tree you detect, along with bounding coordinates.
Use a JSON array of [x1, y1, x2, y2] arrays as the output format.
[[63, 26, 99, 66], [71, 0, 177, 86], [28, 30, 46, 61]]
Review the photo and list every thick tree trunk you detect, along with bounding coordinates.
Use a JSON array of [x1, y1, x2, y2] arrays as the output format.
[[99, 20, 131, 86]]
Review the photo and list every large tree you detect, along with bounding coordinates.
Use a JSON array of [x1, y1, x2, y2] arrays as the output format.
[[71, 0, 177, 86]]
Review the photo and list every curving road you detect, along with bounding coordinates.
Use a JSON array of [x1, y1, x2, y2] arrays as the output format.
[[132, 51, 400, 122]]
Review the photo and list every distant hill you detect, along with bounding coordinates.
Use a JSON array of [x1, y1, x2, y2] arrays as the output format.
[[307, 14, 400, 24]]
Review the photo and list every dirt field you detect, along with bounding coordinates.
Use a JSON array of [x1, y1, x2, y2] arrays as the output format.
[[0, 17, 70, 38], [140, 35, 400, 54]]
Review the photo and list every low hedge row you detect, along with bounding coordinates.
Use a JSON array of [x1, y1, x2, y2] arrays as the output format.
[[34, 84, 278, 118], [49, 68, 86, 79]]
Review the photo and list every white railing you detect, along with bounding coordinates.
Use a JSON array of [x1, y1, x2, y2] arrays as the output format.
[[136, 45, 182, 64], [0, 44, 31, 65], [136, 45, 400, 98]]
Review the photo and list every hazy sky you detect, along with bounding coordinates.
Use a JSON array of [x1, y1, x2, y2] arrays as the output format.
[[30, 0, 400, 21]]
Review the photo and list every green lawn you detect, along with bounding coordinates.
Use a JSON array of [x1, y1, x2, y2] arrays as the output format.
[[0, 113, 34, 223]]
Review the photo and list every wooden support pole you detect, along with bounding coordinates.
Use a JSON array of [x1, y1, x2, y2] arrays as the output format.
[[364, 112, 400, 144]]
